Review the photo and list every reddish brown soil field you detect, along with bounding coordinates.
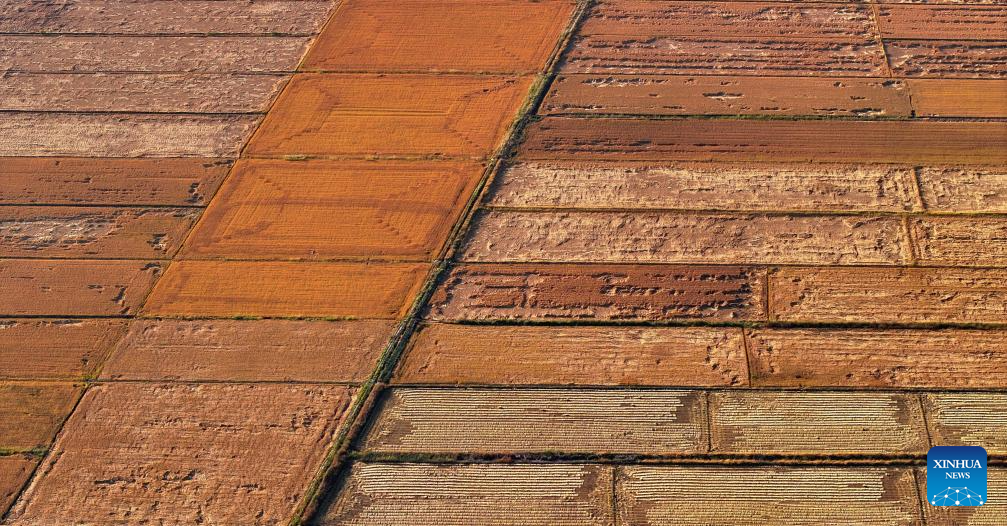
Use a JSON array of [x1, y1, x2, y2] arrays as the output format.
[[0, 260, 161, 316], [303, 0, 575, 72], [0, 383, 80, 450], [102, 319, 394, 382], [0, 320, 126, 380], [581, 1, 878, 38], [246, 74, 533, 158], [0, 158, 230, 206], [183, 159, 482, 259], [909, 79, 1007, 116], [9, 383, 354, 525], [769, 266, 1007, 323], [877, 5, 1007, 40], [0, 457, 35, 516], [143, 261, 429, 318], [428, 263, 766, 321], [747, 328, 1007, 388], [563, 36, 888, 76], [520, 118, 1007, 163], [398, 324, 748, 386]]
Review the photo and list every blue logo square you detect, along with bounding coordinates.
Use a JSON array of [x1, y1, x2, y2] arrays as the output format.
[[927, 446, 987, 506]]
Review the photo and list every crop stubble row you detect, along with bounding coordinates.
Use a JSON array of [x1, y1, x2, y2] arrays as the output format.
[[323, 462, 1003, 525], [359, 387, 1007, 456]]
